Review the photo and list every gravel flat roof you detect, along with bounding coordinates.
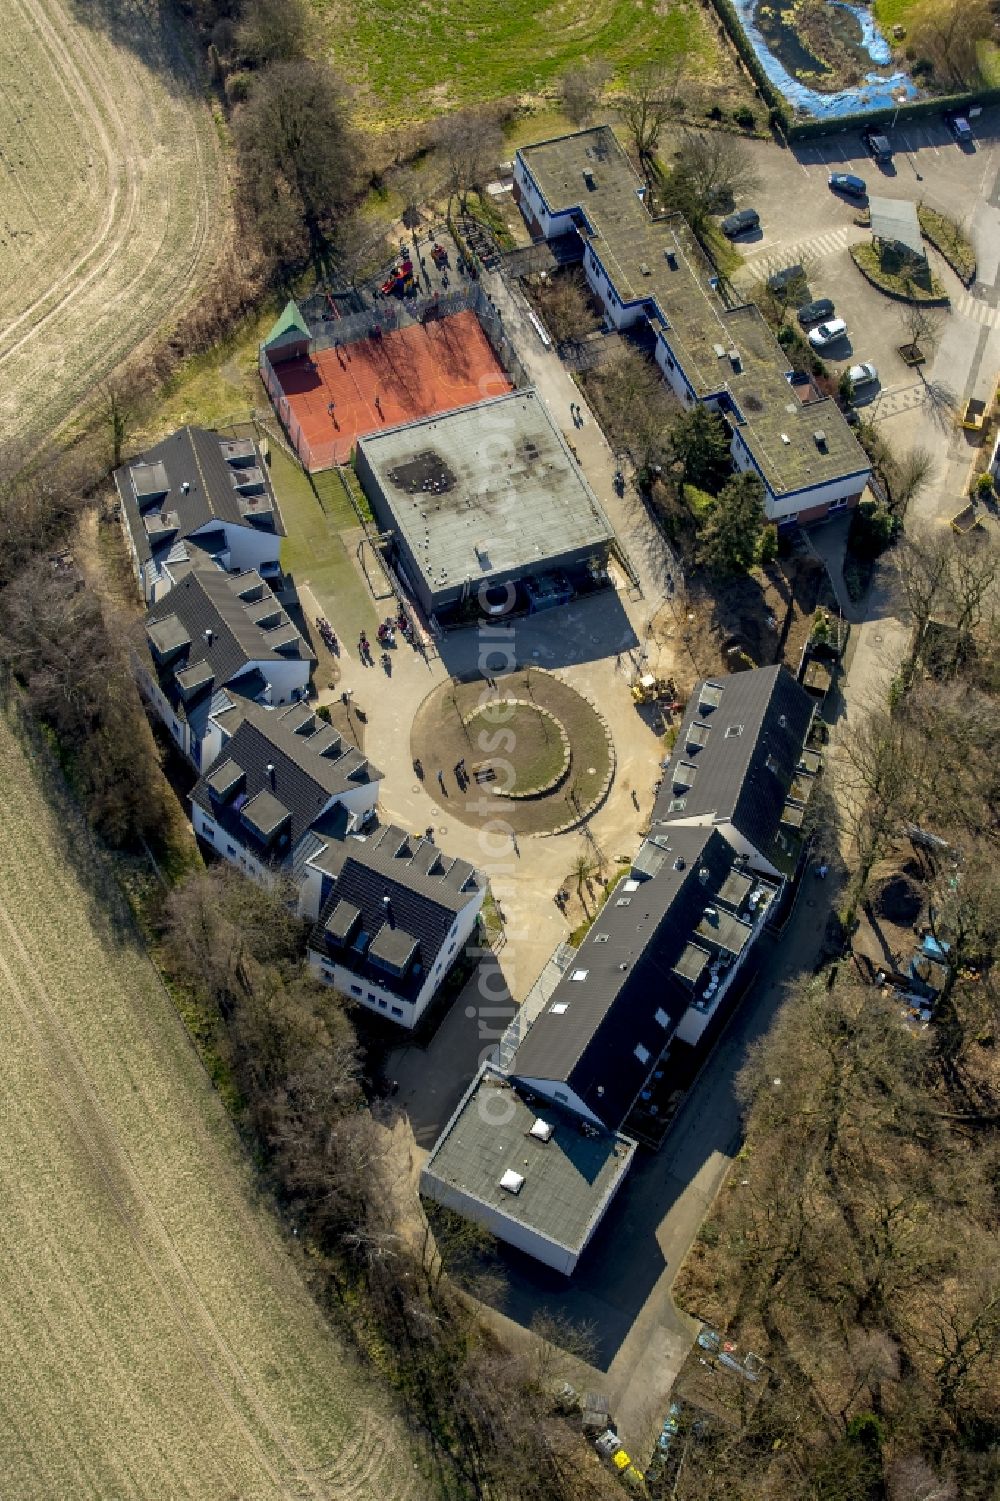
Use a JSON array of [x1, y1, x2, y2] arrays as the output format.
[[357, 389, 613, 594], [423, 1067, 635, 1255]]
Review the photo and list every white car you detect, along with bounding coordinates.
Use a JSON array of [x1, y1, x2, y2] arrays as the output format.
[[808, 318, 848, 350], [848, 362, 878, 387]]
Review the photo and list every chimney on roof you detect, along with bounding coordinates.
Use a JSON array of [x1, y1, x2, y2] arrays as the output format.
[[204, 628, 213, 644], [382, 893, 395, 927], [181, 481, 191, 494], [266, 762, 275, 785]]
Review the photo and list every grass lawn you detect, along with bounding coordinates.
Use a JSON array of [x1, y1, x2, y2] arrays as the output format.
[[269, 449, 378, 643], [872, 0, 919, 29], [465, 702, 568, 792], [317, 0, 729, 124], [152, 301, 282, 437]]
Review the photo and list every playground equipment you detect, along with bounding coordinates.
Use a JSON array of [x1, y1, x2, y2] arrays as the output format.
[[631, 673, 677, 705], [380, 258, 415, 297]]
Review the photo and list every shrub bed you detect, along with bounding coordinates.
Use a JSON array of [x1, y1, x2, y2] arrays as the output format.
[[849, 244, 948, 303], [916, 205, 976, 286]]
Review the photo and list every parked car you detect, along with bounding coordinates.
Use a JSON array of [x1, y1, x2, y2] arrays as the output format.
[[797, 297, 835, 326], [848, 362, 878, 388], [945, 112, 974, 148], [767, 263, 806, 296], [863, 128, 892, 162], [808, 318, 848, 349], [720, 207, 760, 238], [829, 171, 867, 199]]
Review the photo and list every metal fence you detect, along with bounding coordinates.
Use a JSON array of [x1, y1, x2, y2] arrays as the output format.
[[259, 281, 527, 474]]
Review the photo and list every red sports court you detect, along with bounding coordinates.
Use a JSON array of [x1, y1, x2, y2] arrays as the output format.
[[271, 311, 511, 470]]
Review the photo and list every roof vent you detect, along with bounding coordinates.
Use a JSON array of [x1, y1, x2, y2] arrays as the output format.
[[529, 1118, 554, 1142], [713, 343, 726, 359], [640, 262, 651, 276], [729, 349, 742, 372], [780, 433, 791, 445], [813, 429, 828, 450], [699, 866, 711, 883], [204, 628, 213, 644], [674, 857, 686, 871], [582, 168, 596, 189], [665, 249, 678, 269], [704, 906, 718, 919], [779, 714, 787, 728], [499, 1169, 525, 1194], [266, 762, 275, 782], [181, 481, 190, 494]]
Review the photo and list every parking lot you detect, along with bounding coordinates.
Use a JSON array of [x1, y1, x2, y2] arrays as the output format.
[[709, 113, 1000, 523]]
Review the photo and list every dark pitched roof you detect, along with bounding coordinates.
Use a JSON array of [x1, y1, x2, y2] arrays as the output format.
[[144, 569, 313, 727], [511, 827, 765, 1130], [308, 824, 484, 1004], [115, 425, 284, 570], [190, 700, 383, 864], [651, 666, 816, 871]]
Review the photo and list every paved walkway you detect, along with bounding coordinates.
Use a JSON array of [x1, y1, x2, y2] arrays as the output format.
[[305, 268, 679, 1001]]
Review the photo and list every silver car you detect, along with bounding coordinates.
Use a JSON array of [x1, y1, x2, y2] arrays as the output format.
[[808, 318, 848, 349]]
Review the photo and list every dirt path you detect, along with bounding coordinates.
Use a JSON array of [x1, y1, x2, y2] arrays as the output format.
[[0, 707, 428, 1501], [0, 0, 226, 453]]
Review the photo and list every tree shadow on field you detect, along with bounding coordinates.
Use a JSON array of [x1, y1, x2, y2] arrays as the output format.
[[70, 0, 206, 97], [4, 697, 137, 957]]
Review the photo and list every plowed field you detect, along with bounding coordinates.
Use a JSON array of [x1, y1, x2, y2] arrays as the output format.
[[0, 0, 226, 453], [0, 705, 428, 1501]]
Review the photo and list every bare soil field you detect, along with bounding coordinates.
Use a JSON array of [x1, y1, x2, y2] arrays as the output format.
[[0, 704, 428, 1501], [0, 0, 226, 453]]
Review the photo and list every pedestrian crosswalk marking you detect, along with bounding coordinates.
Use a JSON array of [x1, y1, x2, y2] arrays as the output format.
[[954, 291, 1000, 328], [735, 226, 853, 285]]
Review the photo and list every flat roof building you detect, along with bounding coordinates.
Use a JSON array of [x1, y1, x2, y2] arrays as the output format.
[[514, 128, 872, 526], [354, 388, 615, 618], [420, 1065, 636, 1275]]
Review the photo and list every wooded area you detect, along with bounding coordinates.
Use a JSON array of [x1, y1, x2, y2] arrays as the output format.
[[671, 529, 1000, 1499]]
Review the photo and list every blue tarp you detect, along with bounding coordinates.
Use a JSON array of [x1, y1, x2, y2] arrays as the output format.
[[922, 933, 951, 959], [730, 0, 918, 120]]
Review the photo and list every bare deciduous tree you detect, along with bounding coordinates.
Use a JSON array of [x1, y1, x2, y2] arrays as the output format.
[[669, 128, 761, 229], [910, 0, 992, 86], [618, 60, 684, 169], [234, 59, 364, 268], [560, 60, 611, 127], [434, 106, 503, 215], [898, 298, 944, 362], [236, 0, 308, 66], [98, 377, 142, 471]]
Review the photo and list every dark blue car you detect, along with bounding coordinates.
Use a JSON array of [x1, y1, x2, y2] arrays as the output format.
[[829, 172, 867, 199]]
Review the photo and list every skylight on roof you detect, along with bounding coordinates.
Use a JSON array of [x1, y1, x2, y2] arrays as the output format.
[[551, 1002, 570, 1015], [571, 969, 589, 981]]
